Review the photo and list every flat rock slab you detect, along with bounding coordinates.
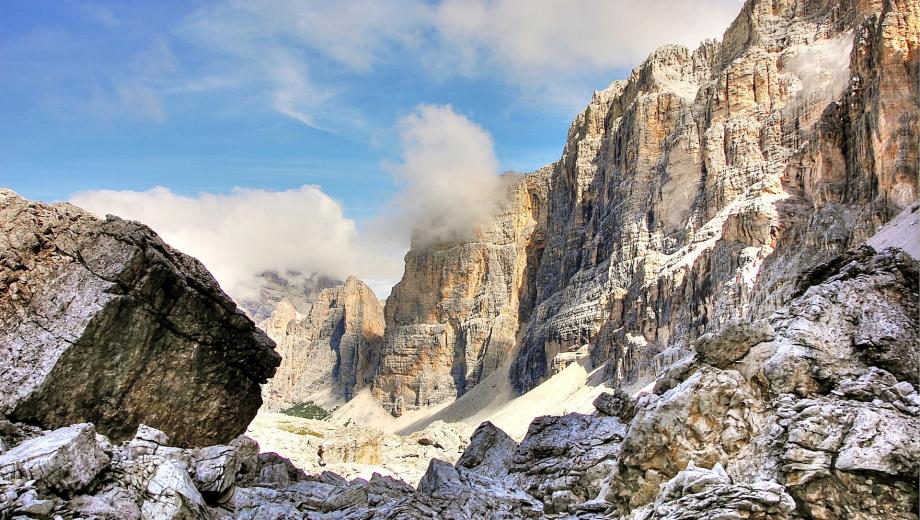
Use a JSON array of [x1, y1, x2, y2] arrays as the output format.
[[0, 423, 108, 494]]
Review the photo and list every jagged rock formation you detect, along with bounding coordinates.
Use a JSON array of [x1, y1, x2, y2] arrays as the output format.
[[374, 0, 920, 413], [262, 277, 384, 407], [373, 171, 550, 414], [0, 190, 279, 447], [515, 0, 919, 394], [238, 271, 341, 324], [3, 244, 916, 518]]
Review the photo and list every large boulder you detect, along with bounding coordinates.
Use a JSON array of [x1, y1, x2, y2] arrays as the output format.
[[0, 189, 280, 447]]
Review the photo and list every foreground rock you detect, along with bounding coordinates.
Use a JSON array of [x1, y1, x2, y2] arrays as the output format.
[[0, 190, 280, 446]]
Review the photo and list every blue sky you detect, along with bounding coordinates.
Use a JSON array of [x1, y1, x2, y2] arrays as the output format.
[[1, 0, 741, 298]]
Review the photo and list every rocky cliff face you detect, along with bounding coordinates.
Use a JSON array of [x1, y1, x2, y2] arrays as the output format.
[[262, 277, 384, 407], [372, 172, 550, 414], [376, 0, 919, 411], [514, 0, 919, 393], [0, 190, 279, 447]]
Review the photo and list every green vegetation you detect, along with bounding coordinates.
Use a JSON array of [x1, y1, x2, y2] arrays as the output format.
[[281, 401, 333, 420], [277, 422, 325, 437]]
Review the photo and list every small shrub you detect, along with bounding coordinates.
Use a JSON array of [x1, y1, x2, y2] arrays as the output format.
[[281, 401, 332, 420]]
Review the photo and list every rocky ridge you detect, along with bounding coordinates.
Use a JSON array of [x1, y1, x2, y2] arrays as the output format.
[[0, 190, 279, 447], [1, 244, 916, 519]]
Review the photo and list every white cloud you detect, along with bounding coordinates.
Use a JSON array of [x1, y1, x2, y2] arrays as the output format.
[[67, 104, 507, 300], [70, 185, 401, 301], [432, 0, 740, 80], [391, 104, 505, 246]]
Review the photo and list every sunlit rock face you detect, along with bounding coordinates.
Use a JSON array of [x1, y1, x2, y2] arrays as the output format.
[[512, 0, 918, 393], [261, 277, 385, 408], [0, 190, 279, 447], [375, 0, 918, 412], [372, 172, 550, 415]]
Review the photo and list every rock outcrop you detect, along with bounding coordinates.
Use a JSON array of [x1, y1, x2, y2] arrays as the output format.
[[0, 190, 280, 447], [261, 277, 384, 408], [373, 171, 550, 414], [374, 0, 919, 414]]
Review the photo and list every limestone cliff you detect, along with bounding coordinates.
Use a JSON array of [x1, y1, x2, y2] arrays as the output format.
[[262, 277, 384, 408], [514, 0, 919, 393], [0, 190, 280, 447], [373, 172, 549, 414], [376, 0, 919, 412]]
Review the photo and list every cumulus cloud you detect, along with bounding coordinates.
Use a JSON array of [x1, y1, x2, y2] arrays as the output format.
[[67, 103, 508, 299], [70, 185, 401, 301], [431, 0, 741, 80], [390, 104, 505, 246]]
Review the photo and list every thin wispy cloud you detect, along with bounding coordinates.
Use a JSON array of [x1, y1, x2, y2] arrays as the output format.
[[172, 0, 741, 129]]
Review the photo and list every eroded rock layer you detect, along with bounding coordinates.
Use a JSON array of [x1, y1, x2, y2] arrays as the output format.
[[0, 190, 279, 447], [262, 277, 384, 407]]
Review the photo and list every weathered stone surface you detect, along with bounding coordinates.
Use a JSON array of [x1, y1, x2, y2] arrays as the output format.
[[509, 412, 627, 514], [455, 421, 516, 479], [592, 390, 637, 421], [761, 246, 919, 395], [261, 276, 384, 408], [693, 320, 774, 369], [0, 190, 280, 447], [139, 459, 209, 520], [0, 423, 108, 495], [603, 246, 920, 518], [193, 445, 241, 495], [418, 458, 544, 519], [605, 367, 769, 510], [640, 462, 797, 520]]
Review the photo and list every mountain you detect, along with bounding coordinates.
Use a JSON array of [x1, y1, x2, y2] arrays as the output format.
[[372, 0, 919, 415], [0, 0, 917, 517], [261, 277, 385, 408]]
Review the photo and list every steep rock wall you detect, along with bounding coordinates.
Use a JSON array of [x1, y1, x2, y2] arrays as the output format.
[[376, 0, 918, 411], [373, 172, 550, 414], [262, 277, 384, 407], [512, 0, 919, 392]]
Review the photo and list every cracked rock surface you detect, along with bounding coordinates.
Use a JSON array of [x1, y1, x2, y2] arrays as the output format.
[[0, 189, 280, 447]]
